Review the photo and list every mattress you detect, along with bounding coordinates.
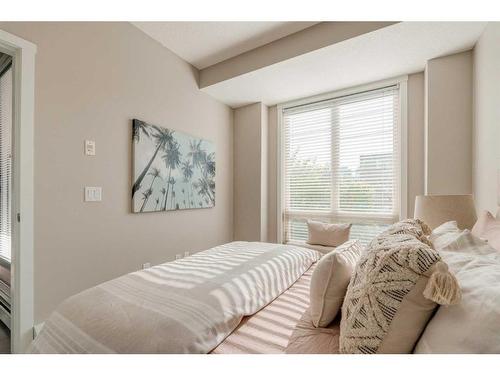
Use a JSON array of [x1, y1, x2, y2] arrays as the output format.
[[212, 263, 340, 354]]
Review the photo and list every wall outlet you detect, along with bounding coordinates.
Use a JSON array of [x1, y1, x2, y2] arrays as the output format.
[[84, 187, 102, 202], [85, 140, 96, 156], [184, 251, 190, 258], [175, 254, 182, 260], [142, 262, 151, 269]]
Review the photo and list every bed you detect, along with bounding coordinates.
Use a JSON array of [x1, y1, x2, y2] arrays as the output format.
[[30, 241, 325, 354], [212, 263, 340, 354], [31, 217, 500, 354]]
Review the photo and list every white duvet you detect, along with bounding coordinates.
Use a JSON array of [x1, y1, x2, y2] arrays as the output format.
[[30, 241, 320, 353], [415, 230, 500, 353]]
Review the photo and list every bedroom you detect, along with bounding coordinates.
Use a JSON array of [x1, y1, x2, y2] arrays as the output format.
[[1, 0, 500, 372]]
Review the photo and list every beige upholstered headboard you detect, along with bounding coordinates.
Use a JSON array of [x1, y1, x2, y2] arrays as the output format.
[[414, 195, 477, 230]]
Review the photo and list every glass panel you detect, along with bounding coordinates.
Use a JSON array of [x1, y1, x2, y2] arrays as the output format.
[[0, 63, 12, 262], [282, 86, 400, 245]]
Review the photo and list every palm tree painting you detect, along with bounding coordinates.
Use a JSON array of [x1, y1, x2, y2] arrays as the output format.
[[132, 119, 215, 213], [132, 120, 173, 197]]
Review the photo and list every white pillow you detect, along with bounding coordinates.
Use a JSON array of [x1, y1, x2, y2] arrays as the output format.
[[309, 240, 364, 327], [431, 220, 460, 237], [428, 221, 461, 250], [472, 210, 500, 252], [439, 229, 493, 256], [414, 231, 500, 353], [306, 220, 351, 248]]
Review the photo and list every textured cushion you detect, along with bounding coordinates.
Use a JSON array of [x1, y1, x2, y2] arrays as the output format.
[[378, 219, 432, 245], [339, 219, 457, 354], [472, 210, 500, 252], [309, 240, 364, 328], [414, 235, 500, 353], [307, 220, 351, 247]]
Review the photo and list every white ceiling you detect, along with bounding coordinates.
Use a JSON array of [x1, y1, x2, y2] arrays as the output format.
[[132, 21, 318, 69], [200, 22, 488, 108]]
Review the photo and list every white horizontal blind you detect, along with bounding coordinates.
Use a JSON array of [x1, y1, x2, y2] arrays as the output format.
[[0, 63, 12, 262], [283, 85, 400, 244]]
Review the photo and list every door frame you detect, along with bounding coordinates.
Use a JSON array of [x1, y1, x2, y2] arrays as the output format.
[[0, 28, 36, 353]]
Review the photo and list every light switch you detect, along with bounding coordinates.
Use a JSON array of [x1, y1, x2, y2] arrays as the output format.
[[84, 187, 102, 202], [85, 140, 96, 156]]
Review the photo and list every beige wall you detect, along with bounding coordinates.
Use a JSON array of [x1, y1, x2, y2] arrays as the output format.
[[267, 105, 279, 243], [260, 105, 269, 241], [473, 23, 500, 213], [265, 72, 426, 241], [0, 22, 234, 323], [425, 50, 473, 195], [233, 102, 267, 241], [407, 73, 426, 217]]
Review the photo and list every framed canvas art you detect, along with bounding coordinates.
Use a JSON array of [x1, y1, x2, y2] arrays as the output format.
[[132, 119, 215, 213]]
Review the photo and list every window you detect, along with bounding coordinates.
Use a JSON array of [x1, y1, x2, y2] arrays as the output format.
[[0, 55, 12, 262], [281, 83, 405, 244]]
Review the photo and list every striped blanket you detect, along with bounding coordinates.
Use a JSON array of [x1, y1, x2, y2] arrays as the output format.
[[30, 241, 320, 353], [212, 263, 315, 354]]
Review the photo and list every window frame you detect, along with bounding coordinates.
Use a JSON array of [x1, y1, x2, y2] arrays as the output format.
[[0, 28, 36, 353], [276, 75, 408, 244]]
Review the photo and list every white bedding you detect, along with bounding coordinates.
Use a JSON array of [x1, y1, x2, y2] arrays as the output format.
[[415, 230, 500, 353], [30, 241, 320, 353]]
